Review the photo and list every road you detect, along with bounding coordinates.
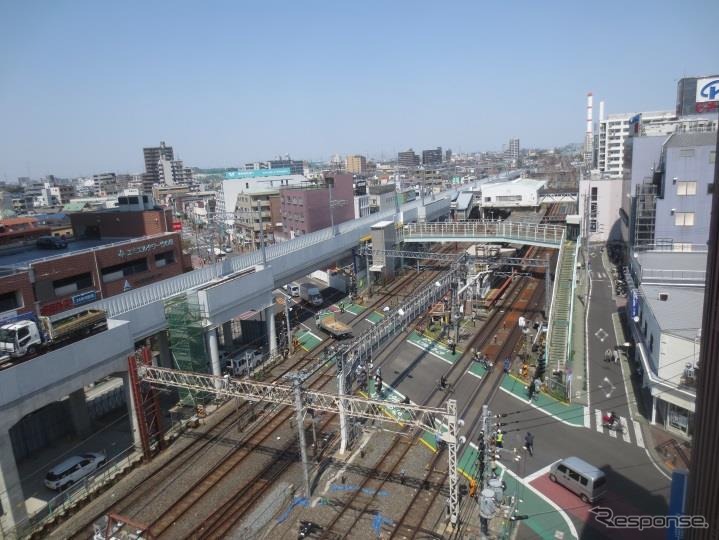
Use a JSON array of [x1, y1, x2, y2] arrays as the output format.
[[279, 267, 672, 539]]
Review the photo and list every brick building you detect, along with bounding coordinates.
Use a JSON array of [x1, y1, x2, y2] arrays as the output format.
[[279, 173, 354, 237], [0, 232, 188, 318]]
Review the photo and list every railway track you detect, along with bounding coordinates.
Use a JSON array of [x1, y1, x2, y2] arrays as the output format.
[[57, 245, 460, 539], [318, 248, 546, 539]]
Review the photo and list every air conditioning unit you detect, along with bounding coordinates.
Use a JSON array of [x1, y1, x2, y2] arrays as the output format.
[[658, 292, 669, 301]]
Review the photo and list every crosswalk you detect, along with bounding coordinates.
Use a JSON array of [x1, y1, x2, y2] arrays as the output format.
[[592, 409, 645, 448]]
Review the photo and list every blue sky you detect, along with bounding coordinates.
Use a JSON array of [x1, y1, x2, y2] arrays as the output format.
[[1, 0, 717, 179]]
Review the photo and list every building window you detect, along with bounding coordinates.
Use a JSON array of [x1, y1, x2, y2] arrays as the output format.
[[711, 151, 716, 164], [53, 273, 93, 296], [101, 258, 149, 283], [154, 251, 175, 268], [0, 291, 22, 313], [675, 212, 695, 227], [643, 321, 647, 336], [708, 183, 714, 194], [679, 148, 695, 158], [676, 181, 697, 196], [649, 334, 654, 353]]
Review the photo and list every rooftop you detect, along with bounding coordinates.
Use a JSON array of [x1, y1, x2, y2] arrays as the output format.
[[665, 131, 718, 148], [0, 238, 128, 269], [635, 250, 707, 272], [641, 284, 704, 340]]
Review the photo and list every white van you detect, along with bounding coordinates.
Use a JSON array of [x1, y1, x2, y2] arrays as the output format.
[[549, 457, 606, 503], [288, 282, 301, 297], [45, 452, 107, 490]]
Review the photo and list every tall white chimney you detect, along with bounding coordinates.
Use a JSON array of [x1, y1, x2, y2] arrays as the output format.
[[599, 100, 605, 122], [586, 92, 593, 135]]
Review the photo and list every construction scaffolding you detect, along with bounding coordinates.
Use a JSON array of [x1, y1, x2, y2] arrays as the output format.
[[634, 183, 657, 247], [164, 293, 208, 406]]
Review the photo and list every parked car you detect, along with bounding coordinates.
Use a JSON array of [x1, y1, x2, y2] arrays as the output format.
[[44, 452, 107, 490], [36, 235, 68, 249]]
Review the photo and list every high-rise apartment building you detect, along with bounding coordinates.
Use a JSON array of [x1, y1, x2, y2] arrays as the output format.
[[597, 111, 676, 177], [398, 149, 420, 167], [506, 138, 520, 162], [158, 158, 189, 186], [345, 155, 367, 174], [142, 141, 174, 192], [93, 172, 119, 197], [422, 147, 443, 166]]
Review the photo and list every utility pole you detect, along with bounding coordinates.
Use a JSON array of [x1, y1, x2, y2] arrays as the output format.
[[292, 377, 311, 499]]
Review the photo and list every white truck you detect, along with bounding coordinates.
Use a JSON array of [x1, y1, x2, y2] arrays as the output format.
[[299, 282, 323, 306], [225, 349, 264, 377], [0, 309, 108, 361]]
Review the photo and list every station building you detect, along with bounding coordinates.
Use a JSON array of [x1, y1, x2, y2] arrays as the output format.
[[478, 178, 546, 209]]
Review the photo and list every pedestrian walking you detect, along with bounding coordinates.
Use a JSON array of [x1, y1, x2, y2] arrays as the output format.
[[527, 381, 535, 400], [533, 377, 541, 399], [524, 432, 534, 456], [496, 430, 504, 449]]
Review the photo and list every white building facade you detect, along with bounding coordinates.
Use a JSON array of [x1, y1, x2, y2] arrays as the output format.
[[597, 110, 676, 177], [578, 171, 624, 243]]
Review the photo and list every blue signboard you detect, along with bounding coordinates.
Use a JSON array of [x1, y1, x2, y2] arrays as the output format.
[[224, 168, 291, 180], [630, 290, 639, 319], [668, 470, 688, 540], [72, 290, 97, 306]]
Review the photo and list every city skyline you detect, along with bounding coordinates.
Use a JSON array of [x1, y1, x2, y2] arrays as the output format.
[[1, 0, 717, 179]]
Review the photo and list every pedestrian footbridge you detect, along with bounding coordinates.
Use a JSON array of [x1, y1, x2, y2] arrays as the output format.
[[401, 220, 565, 248]]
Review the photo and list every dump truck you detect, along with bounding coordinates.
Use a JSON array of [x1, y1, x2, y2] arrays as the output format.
[[300, 282, 323, 306], [318, 315, 352, 339], [0, 309, 108, 360]]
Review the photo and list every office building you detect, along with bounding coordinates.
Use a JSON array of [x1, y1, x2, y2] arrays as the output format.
[[445, 149, 452, 162], [268, 158, 304, 175], [625, 131, 717, 249], [142, 141, 174, 192], [398, 149, 420, 167], [220, 168, 306, 217], [422, 147, 443, 166], [677, 75, 719, 116], [345, 155, 367, 175], [279, 173, 354, 237]]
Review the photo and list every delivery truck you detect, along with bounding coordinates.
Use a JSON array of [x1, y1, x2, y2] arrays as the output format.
[[0, 309, 108, 360], [299, 282, 323, 306]]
